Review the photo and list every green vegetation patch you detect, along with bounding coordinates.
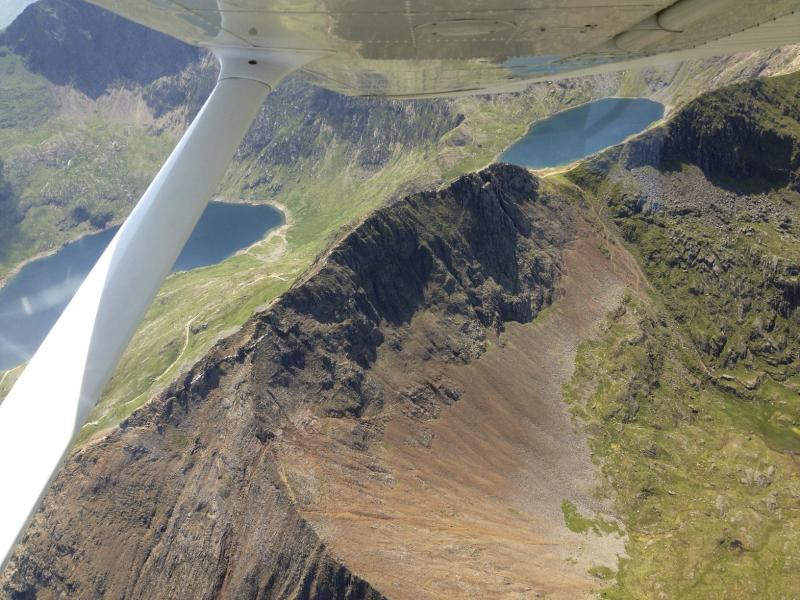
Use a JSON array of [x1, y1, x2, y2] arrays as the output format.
[[563, 291, 800, 599], [558, 72, 800, 595], [0, 51, 58, 129], [561, 500, 622, 536], [589, 565, 616, 581]]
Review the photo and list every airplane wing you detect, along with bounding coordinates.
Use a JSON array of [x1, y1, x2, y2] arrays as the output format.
[[85, 0, 800, 97], [2, 0, 799, 570]]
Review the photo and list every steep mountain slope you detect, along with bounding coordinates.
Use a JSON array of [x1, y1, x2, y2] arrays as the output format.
[[3, 67, 800, 599], [0, 0, 192, 280], [1, 164, 627, 599], [0, 0, 200, 99], [0, 0, 797, 520], [564, 71, 800, 597]]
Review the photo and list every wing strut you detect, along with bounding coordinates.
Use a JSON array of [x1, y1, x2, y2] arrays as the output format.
[[0, 48, 323, 569]]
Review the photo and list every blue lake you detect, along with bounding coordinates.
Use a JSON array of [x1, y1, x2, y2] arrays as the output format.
[[0, 201, 283, 371], [500, 97, 665, 169]]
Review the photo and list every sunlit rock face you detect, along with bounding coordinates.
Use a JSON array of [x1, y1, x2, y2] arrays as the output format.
[[0, 0, 200, 98]]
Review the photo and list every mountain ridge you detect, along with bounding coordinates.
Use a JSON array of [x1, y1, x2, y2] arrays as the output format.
[[1, 6, 800, 596], [0, 0, 200, 99], [2, 164, 616, 598]]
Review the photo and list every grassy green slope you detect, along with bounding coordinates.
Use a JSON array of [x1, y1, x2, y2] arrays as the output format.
[[565, 292, 800, 598], [0, 51, 174, 280], [559, 72, 800, 598]]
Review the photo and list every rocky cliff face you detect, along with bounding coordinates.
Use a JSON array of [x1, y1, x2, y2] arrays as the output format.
[[1, 164, 589, 599], [0, 0, 200, 99], [146, 65, 463, 170], [625, 72, 800, 190], [574, 72, 800, 374], [239, 78, 462, 171], [563, 71, 800, 597]]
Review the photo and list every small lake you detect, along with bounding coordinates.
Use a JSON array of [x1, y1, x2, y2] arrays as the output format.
[[0, 201, 283, 371], [500, 97, 665, 169]]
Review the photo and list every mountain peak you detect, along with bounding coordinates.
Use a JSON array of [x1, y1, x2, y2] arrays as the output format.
[[0, 0, 199, 98]]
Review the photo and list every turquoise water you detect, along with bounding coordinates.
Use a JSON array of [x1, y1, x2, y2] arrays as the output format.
[[500, 97, 665, 169], [0, 201, 283, 371]]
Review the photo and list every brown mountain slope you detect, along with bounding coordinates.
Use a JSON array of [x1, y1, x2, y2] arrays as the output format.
[[286, 234, 630, 598], [1, 164, 630, 599]]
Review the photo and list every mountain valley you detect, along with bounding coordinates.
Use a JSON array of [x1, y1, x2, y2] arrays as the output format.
[[1, 1, 800, 598]]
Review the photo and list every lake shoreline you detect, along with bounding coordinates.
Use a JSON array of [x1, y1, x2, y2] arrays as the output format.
[[0, 198, 283, 292], [167, 199, 289, 276], [234, 199, 291, 262], [0, 227, 118, 292], [532, 115, 668, 179], [491, 95, 667, 169], [0, 199, 287, 372]]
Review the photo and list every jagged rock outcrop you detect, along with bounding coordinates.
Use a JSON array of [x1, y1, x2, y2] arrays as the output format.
[[1, 164, 580, 599], [625, 72, 800, 190], [0, 0, 200, 98], [571, 71, 800, 374], [236, 78, 462, 171]]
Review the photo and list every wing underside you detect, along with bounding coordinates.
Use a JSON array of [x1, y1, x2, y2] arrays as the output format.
[[87, 0, 800, 97]]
